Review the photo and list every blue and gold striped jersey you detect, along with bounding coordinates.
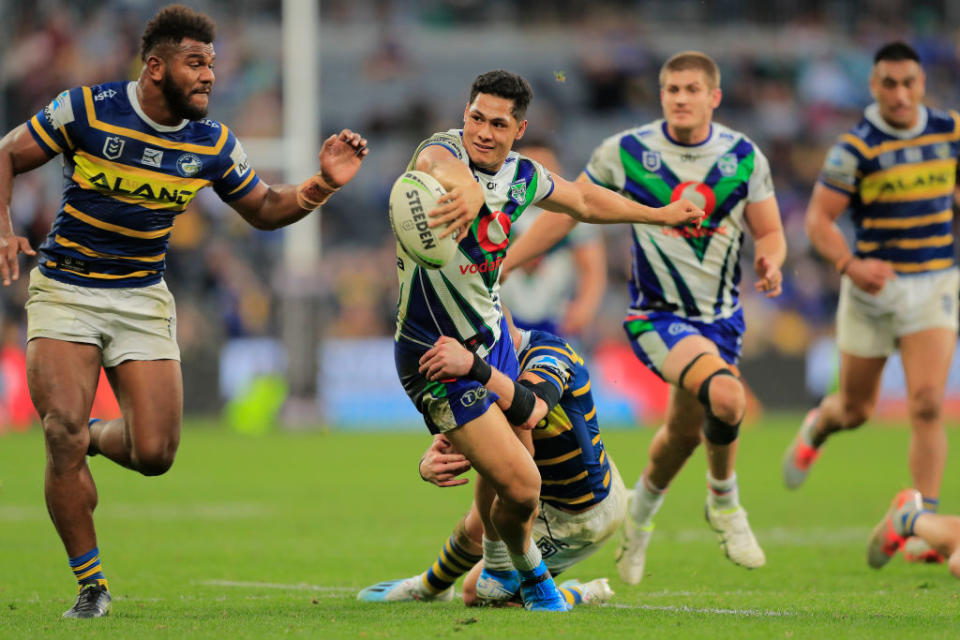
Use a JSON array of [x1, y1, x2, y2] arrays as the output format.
[[517, 330, 611, 512], [27, 81, 260, 287], [819, 104, 960, 275]]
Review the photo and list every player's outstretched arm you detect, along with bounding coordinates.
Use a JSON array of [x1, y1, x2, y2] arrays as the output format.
[[540, 171, 703, 227], [0, 123, 46, 285], [419, 336, 549, 430], [414, 145, 485, 241], [806, 182, 894, 295], [228, 129, 367, 230], [744, 196, 786, 298]]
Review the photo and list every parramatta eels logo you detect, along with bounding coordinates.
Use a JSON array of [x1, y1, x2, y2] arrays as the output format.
[[102, 136, 124, 160], [176, 153, 203, 177]]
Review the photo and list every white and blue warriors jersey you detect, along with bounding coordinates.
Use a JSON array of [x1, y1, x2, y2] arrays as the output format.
[[500, 206, 601, 333], [584, 120, 774, 322], [27, 81, 259, 287], [395, 130, 555, 357], [518, 330, 611, 511], [819, 104, 960, 274]]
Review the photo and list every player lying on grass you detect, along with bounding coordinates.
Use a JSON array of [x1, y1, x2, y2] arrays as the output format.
[[360, 324, 626, 607], [868, 489, 960, 578]]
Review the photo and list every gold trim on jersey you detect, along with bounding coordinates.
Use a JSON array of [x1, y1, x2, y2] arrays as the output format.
[[857, 234, 953, 252], [72, 149, 209, 211], [227, 170, 256, 195], [60, 125, 74, 150], [45, 259, 157, 280], [54, 235, 165, 262], [64, 203, 172, 239], [528, 367, 563, 388], [536, 448, 582, 466], [841, 111, 960, 159], [572, 381, 591, 397], [891, 258, 954, 273], [29, 116, 63, 154], [519, 344, 580, 370], [540, 470, 588, 486], [861, 209, 952, 230], [538, 491, 595, 505], [82, 86, 229, 154], [584, 406, 597, 421], [859, 159, 956, 204]]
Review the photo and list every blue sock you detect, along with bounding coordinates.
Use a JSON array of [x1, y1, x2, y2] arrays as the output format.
[[69, 547, 108, 590], [921, 496, 939, 513]]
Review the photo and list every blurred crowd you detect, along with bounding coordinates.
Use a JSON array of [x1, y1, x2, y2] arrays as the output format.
[[1, 0, 959, 416]]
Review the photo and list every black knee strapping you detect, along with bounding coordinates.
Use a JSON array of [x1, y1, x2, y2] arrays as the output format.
[[703, 412, 741, 445], [698, 369, 740, 445]]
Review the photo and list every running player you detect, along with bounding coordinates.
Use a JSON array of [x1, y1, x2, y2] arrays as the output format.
[[503, 51, 786, 583], [362, 324, 625, 606], [393, 70, 702, 611], [0, 5, 366, 618], [782, 42, 958, 564]]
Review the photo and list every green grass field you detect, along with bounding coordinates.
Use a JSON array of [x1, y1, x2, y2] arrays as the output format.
[[3, 415, 959, 639]]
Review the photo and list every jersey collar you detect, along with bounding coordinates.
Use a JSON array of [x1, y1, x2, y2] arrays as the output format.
[[864, 103, 927, 139], [127, 82, 189, 133]]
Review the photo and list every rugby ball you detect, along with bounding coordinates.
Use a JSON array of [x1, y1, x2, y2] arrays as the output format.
[[389, 171, 457, 269]]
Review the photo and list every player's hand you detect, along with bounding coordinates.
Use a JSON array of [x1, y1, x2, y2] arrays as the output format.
[[846, 258, 896, 295], [659, 198, 704, 227], [428, 185, 483, 241], [419, 434, 472, 487], [753, 255, 783, 298], [0, 232, 36, 286], [418, 336, 474, 381], [561, 299, 593, 335], [318, 129, 368, 189]]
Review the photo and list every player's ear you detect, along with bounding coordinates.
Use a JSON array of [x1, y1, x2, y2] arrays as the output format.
[[710, 87, 722, 109], [144, 54, 166, 82], [515, 119, 527, 141]]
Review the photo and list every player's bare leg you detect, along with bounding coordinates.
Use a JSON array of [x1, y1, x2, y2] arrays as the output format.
[[89, 360, 182, 476], [27, 338, 113, 617], [783, 352, 885, 489], [912, 514, 960, 577], [899, 328, 953, 499]]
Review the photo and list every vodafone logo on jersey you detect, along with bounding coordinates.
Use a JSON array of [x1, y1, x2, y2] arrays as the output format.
[[459, 255, 504, 275], [671, 181, 715, 216]]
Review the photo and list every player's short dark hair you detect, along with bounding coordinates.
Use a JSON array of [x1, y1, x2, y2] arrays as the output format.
[[874, 42, 920, 65], [469, 70, 533, 121], [140, 4, 216, 61]]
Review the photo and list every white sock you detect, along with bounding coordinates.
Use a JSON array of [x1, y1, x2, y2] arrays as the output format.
[[509, 538, 543, 573], [482, 536, 513, 572], [630, 473, 667, 528], [707, 471, 739, 510]]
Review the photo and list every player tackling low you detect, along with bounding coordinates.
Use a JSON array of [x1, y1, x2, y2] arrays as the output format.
[[392, 69, 702, 611], [0, 4, 366, 618], [362, 322, 625, 606], [505, 51, 786, 583]]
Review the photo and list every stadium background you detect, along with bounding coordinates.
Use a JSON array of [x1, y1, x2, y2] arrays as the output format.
[[1, 0, 960, 432]]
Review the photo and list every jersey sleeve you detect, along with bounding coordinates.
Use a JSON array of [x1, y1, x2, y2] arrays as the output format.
[[522, 342, 576, 395], [746, 144, 776, 202], [27, 87, 82, 157], [529, 158, 556, 204], [818, 138, 861, 196], [583, 134, 625, 191], [212, 129, 261, 202], [413, 130, 466, 163]]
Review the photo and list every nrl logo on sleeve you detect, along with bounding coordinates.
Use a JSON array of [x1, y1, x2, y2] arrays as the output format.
[[176, 153, 203, 177], [102, 136, 125, 160], [642, 150, 661, 172], [509, 180, 527, 204], [717, 153, 738, 176]]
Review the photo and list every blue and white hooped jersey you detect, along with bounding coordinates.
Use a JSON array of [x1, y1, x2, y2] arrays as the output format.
[[394, 130, 555, 357], [518, 330, 611, 512], [27, 81, 259, 288], [584, 120, 775, 322], [819, 104, 960, 275]]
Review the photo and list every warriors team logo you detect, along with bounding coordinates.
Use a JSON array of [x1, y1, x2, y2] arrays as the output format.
[[642, 150, 661, 172], [176, 153, 203, 177], [717, 153, 738, 177], [102, 136, 125, 160], [509, 179, 527, 205]]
